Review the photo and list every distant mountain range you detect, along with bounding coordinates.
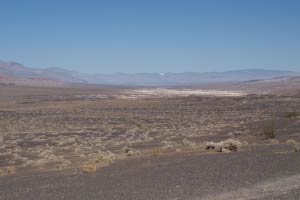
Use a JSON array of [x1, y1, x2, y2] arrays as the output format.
[[0, 60, 299, 87]]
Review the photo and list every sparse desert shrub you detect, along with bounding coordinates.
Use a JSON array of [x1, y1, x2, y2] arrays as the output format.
[[94, 151, 115, 165], [294, 143, 300, 152], [81, 163, 97, 173], [0, 168, 4, 176], [175, 148, 182, 152], [56, 160, 72, 169], [6, 166, 16, 174], [205, 142, 217, 150], [152, 148, 164, 156], [286, 139, 297, 146], [263, 125, 275, 139], [286, 112, 300, 119], [182, 139, 198, 149], [286, 139, 300, 152]]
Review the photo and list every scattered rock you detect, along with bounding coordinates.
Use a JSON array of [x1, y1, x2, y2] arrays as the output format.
[[205, 142, 217, 150], [161, 140, 178, 149], [221, 139, 241, 151], [205, 139, 241, 152], [214, 143, 223, 152], [124, 147, 141, 157], [294, 144, 300, 152]]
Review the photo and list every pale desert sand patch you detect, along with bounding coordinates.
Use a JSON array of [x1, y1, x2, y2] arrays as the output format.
[[131, 88, 247, 97], [74, 88, 246, 99]]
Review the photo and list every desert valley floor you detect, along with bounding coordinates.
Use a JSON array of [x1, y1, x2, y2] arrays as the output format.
[[0, 85, 300, 200]]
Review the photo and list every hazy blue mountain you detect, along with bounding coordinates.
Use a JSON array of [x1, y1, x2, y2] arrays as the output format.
[[0, 61, 86, 84], [1, 60, 299, 86]]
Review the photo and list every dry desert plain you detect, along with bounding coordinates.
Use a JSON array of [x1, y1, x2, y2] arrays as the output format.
[[0, 84, 300, 199]]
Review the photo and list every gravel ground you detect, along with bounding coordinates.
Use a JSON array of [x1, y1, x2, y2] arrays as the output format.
[[1, 145, 300, 200]]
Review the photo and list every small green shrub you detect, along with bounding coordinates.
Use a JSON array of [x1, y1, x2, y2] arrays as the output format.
[[286, 112, 300, 118], [263, 125, 275, 139], [0, 168, 4, 176]]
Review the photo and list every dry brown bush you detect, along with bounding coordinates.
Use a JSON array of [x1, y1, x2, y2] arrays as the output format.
[[81, 163, 97, 173]]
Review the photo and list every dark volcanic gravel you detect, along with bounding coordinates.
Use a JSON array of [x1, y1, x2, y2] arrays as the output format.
[[1, 146, 300, 200]]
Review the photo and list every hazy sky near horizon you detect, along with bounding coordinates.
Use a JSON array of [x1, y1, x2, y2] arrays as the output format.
[[0, 0, 299, 73]]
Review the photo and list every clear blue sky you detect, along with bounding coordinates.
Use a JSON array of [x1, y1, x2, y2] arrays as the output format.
[[0, 0, 299, 73]]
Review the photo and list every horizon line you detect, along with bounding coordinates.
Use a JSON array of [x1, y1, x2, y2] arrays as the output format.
[[1, 60, 299, 74]]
